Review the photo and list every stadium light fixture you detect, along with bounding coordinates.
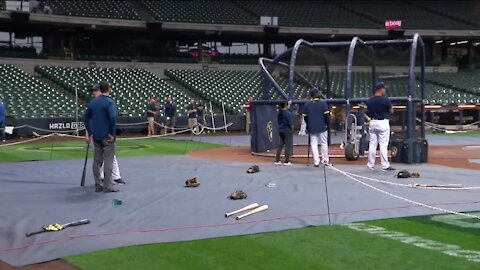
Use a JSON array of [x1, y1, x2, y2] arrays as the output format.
[[435, 40, 443, 44], [449, 42, 457, 46], [425, 105, 442, 109], [457, 40, 468, 45], [474, 42, 480, 46], [392, 105, 407, 109], [457, 104, 476, 108]]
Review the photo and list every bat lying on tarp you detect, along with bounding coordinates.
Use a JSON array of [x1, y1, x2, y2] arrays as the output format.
[[26, 219, 90, 237]]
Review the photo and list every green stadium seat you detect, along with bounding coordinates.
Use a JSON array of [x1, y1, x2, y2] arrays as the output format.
[[36, 66, 192, 116], [45, 0, 140, 20], [0, 65, 77, 118], [141, 0, 257, 25]]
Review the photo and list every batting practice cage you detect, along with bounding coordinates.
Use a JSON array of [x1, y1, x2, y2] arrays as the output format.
[[251, 33, 428, 164]]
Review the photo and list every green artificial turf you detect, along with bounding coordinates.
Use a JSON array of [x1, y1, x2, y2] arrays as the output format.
[[0, 138, 220, 163], [368, 215, 480, 251], [65, 218, 480, 270]]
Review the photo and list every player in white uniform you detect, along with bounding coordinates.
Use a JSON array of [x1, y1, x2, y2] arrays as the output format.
[[366, 82, 395, 171], [303, 88, 331, 167]]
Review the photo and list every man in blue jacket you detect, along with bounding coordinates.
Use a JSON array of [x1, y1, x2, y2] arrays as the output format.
[[0, 99, 5, 143], [275, 101, 293, 165], [304, 88, 330, 167], [84, 81, 118, 193]]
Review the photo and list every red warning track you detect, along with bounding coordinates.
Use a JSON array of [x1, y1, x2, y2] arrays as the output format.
[[189, 145, 480, 170]]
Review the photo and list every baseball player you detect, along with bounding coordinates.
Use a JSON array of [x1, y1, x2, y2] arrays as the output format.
[[304, 88, 331, 167], [85, 84, 125, 186], [298, 94, 308, 136], [366, 82, 395, 171]]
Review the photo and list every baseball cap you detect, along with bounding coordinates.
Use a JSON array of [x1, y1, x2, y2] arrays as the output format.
[[91, 83, 100, 92], [374, 82, 386, 90], [309, 87, 320, 97]]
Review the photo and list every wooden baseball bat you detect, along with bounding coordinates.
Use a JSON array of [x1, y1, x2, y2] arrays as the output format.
[[80, 141, 90, 187], [225, 203, 259, 218], [236, 205, 268, 220]]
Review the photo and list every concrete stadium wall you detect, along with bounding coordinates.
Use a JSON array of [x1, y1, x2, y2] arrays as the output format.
[[8, 115, 246, 137]]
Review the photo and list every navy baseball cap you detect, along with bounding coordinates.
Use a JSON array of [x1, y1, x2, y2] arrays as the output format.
[[309, 87, 320, 97], [374, 82, 386, 90], [91, 83, 100, 92]]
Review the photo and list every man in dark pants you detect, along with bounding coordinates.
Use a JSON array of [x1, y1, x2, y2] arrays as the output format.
[[164, 96, 176, 134], [275, 101, 293, 166], [84, 81, 118, 193], [0, 99, 5, 143]]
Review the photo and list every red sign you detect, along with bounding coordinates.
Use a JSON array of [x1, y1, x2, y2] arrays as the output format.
[[385, 20, 402, 30]]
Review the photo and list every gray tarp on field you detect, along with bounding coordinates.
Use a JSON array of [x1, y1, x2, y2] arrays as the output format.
[[0, 156, 479, 266]]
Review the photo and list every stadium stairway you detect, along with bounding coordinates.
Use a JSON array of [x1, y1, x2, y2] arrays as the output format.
[[34, 74, 88, 107], [164, 79, 221, 114]]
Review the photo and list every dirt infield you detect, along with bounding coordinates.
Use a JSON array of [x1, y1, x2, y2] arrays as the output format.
[[0, 260, 77, 270], [189, 145, 479, 170]]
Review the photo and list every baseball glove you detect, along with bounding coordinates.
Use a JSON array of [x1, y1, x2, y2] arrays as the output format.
[[185, 177, 200, 188], [247, 165, 260, 174], [227, 190, 247, 200], [397, 170, 420, 178]]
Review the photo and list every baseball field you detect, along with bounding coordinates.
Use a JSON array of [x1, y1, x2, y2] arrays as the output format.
[[0, 131, 479, 270], [64, 214, 480, 270]]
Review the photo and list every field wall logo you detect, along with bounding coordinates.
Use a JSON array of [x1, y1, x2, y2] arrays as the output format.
[[266, 121, 273, 142], [49, 121, 85, 130]]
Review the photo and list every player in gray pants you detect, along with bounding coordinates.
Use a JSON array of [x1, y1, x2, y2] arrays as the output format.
[[84, 81, 118, 193]]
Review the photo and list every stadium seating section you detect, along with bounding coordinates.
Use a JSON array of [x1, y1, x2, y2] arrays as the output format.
[[30, 1, 477, 30], [46, 0, 140, 20], [413, 1, 479, 27], [36, 66, 191, 117], [141, 0, 257, 24], [1, 63, 478, 118], [0, 65, 77, 118], [236, 1, 377, 28], [426, 72, 480, 96], [0, 46, 40, 59], [337, 1, 472, 29], [165, 69, 262, 114]]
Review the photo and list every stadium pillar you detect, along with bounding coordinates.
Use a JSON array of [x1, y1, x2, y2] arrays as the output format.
[[263, 40, 272, 58], [467, 41, 475, 70], [197, 39, 203, 62]]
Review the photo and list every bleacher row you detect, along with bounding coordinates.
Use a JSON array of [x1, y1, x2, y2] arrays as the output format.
[[31, 0, 479, 29], [0, 64, 479, 118]]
